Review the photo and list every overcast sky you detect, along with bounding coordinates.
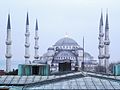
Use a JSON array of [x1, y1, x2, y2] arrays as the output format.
[[0, 0, 120, 70]]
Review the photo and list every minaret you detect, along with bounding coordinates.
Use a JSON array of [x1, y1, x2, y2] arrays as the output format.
[[5, 14, 12, 72], [24, 13, 30, 64], [34, 19, 39, 60], [104, 11, 110, 73], [98, 12, 104, 66]]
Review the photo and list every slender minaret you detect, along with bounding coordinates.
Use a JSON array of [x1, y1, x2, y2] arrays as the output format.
[[104, 11, 110, 73], [24, 13, 30, 64], [98, 12, 104, 66], [34, 19, 39, 60], [5, 14, 12, 72]]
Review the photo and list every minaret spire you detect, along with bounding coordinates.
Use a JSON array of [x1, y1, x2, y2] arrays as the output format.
[[98, 11, 104, 66], [104, 10, 110, 73], [105, 11, 109, 39], [34, 19, 39, 60], [25, 12, 30, 64], [6, 14, 12, 72], [35, 19, 38, 30], [26, 12, 29, 25], [100, 11, 103, 27], [7, 14, 11, 29]]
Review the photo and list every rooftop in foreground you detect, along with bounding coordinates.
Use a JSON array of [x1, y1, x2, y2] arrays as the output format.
[[0, 71, 120, 89]]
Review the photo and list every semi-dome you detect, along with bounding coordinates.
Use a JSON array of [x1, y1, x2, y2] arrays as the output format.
[[54, 51, 75, 59], [53, 51, 76, 63], [55, 37, 78, 46]]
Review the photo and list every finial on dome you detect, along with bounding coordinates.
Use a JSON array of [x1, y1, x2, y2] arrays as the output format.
[[65, 32, 68, 37]]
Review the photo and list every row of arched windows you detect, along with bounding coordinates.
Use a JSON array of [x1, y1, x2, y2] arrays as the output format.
[[55, 45, 80, 50], [55, 56, 75, 60]]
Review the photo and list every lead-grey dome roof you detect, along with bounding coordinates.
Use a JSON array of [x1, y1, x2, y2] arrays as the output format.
[[55, 37, 78, 46], [84, 52, 93, 59]]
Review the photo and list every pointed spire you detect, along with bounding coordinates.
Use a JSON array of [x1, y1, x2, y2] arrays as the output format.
[[35, 19, 38, 30], [100, 11, 103, 26], [105, 10, 109, 30], [26, 12, 29, 25], [7, 14, 11, 29]]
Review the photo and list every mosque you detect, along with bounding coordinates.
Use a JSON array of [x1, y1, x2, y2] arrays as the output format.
[[5, 11, 110, 76], [18, 34, 96, 76], [33, 36, 95, 72]]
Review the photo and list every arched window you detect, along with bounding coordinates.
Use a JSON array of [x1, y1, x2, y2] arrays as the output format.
[[66, 46, 68, 49]]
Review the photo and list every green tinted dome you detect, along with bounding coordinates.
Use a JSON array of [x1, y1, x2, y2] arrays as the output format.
[[55, 37, 78, 46]]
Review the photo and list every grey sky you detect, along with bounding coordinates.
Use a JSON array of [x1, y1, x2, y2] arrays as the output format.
[[0, 0, 120, 69]]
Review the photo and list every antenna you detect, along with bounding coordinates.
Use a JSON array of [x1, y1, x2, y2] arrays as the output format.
[[65, 32, 68, 37], [82, 36, 85, 71]]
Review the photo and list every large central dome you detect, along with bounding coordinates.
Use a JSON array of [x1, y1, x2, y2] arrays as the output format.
[[55, 37, 78, 46]]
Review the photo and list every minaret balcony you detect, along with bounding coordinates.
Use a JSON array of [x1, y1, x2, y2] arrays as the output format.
[[34, 46, 39, 49], [5, 54, 12, 58], [104, 40, 110, 45], [34, 55, 39, 59], [6, 41, 12, 45], [25, 32, 30, 36], [24, 55, 30, 58], [99, 33, 104, 37], [98, 55, 104, 59], [25, 43, 30, 47], [104, 54, 110, 59], [34, 36, 39, 39], [98, 44, 104, 48]]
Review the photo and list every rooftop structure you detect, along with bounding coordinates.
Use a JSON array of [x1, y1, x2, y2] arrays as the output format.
[[0, 72, 120, 89]]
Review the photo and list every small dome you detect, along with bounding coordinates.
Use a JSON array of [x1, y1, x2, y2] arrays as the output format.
[[84, 52, 93, 60], [55, 37, 78, 46], [48, 47, 54, 50]]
